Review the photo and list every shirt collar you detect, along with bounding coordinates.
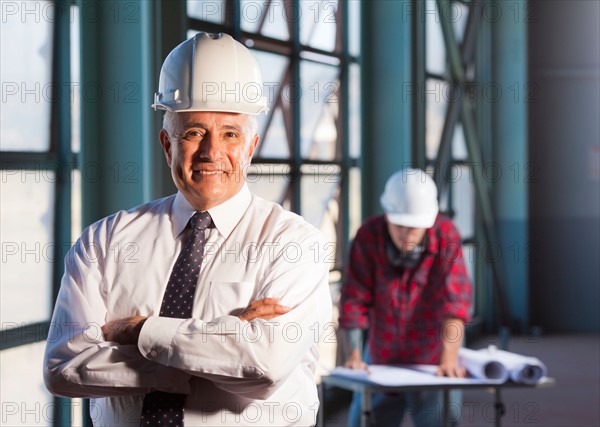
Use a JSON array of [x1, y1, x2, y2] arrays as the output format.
[[207, 184, 252, 238], [171, 184, 252, 239]]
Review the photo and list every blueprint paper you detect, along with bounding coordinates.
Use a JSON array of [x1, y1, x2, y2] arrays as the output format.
[[459, 346, 547, 384], [330, 349, 547, 386], [481, 347, 547, 385], [459, 348, 510, 383], [330, 365, 490, 386]]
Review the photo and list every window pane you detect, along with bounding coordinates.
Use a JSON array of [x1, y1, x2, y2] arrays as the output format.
[[424, 80, 468, 161], [0, 0, 53, 151], [425, 0, 446, 76], [425, 79, 448, 159], [252, 51, 289, 109], [348, 0, 361, 56], [301, 172, 339, 269], [257, 107, 290, 158], [187, 0, 225, 23], [0, 342, 53, 426], [0, 171, 55, 325], [71, 169, 82, 240], [452, 122, 468, 160], [300, 171, 338, 230], [241, 0, 289, 40], [71, 4, 81, 153], [246, 165, 290, 204], [426, 0, 470, 75], [251, 50, 290, 158], [348, 167, 362, 238], [451, 1, 469, 44], [300, 0, 338, 52], [300, 61, 339, 160], [349, 63, 361, 158], [450, 165, 475, 239], [462, 243, 476, 317]]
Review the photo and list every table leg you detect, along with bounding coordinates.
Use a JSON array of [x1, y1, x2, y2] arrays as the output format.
[[443, 389, 451, 427], [494, 386, 506, 427], [317, 382, 324, 427], [360, 389, 371, 427]]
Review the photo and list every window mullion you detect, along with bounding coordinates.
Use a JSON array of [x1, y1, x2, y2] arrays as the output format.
[[50, 1, 73, 426], [290, 0, 301, 213]]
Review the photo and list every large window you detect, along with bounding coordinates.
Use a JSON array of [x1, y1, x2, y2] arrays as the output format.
[[187, 0, 362, 283], [414, 0, 504, 328], [1, 1, 81, 425]]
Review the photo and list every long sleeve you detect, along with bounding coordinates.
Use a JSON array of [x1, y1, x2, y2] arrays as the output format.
[[338, 222, 378, 330], [137, 230, 332, 400], [435, 219, 473, 323], [43, 222, 192, 399]]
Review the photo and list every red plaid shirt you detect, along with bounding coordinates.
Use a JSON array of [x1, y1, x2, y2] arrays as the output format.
[[339, 214, 472, 365]]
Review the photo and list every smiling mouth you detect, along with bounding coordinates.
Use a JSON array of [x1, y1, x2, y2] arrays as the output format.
[[192, 169, 236, 179], [195, 170, 225, 175]]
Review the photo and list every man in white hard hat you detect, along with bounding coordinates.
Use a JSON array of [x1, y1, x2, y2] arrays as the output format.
[[44, 33, 332, 426], [339, 168, 472, 427]]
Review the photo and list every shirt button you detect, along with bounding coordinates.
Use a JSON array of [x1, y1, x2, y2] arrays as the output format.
[[148, 350, 158, 359]]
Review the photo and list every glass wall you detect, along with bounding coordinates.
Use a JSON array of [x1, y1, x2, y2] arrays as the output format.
[[0, 1, 81, 425]]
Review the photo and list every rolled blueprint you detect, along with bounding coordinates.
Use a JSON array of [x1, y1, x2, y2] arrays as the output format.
[[487, 347, 548, 385], [459, 347, 509, 383]]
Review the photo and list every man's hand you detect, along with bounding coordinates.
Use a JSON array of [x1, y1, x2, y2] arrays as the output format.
[[238, 298, 291, 321], [343, 349, 369, 371], [101, 316, 148, 345], [436, 317, 466, 377], [436, 360, 467, 378]]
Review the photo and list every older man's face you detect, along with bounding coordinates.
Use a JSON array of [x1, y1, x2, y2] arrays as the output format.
[[160, 111, 259, 211]]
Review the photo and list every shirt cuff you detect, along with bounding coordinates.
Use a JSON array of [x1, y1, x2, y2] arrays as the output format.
[[138, 316, 185, 366]]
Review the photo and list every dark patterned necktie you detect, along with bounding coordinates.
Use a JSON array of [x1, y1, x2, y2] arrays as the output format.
[[140, 211, 212, 427]]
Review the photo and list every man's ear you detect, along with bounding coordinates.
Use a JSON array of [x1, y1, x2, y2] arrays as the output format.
[[159, 129, 173, 166], [247, 134, 260, 161]]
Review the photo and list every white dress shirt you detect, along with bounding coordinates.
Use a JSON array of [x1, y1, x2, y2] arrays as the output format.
[[44, 185, 332, 426]]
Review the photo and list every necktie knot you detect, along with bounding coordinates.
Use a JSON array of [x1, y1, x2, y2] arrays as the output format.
[[190, 211, 212, 231]]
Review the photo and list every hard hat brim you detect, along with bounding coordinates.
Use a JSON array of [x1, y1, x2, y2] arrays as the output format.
[[152, 101, 269, 116], [386, 211, 438, 229]]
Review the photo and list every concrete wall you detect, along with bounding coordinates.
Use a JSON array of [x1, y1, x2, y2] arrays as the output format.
[[528, 0, 600, 332]]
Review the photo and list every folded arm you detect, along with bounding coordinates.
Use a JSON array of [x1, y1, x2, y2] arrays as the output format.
[[133, 242, 331, 399], [43, 234, 193, 399]]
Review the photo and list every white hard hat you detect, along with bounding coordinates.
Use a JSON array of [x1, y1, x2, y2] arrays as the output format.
[[380, 168, 439, 228], [152, 32, 269, 115]]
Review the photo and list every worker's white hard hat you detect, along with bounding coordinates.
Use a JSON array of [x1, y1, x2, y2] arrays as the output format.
[[380, 168, 439, 228], [152, 32, 269, 115]]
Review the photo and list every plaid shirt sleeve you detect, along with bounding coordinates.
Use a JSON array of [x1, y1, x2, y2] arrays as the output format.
[[435, 218, 473, 323], [338, 222, 378, 330]]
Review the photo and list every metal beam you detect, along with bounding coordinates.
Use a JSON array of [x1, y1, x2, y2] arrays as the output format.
[[433, 0, 483, 196], [50, 1, 73, 425], [435, 0, 512, 330]]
